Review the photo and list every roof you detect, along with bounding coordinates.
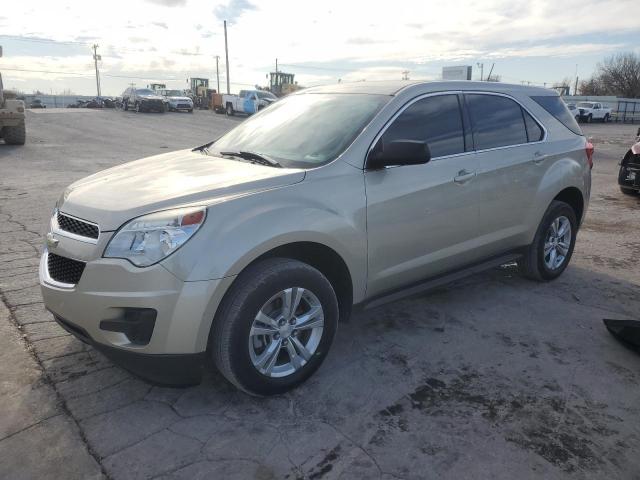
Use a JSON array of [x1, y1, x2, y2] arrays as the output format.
[[300, 80, 556, 97]]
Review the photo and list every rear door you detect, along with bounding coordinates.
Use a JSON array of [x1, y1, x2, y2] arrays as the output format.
[[365, 93, 483, 297], [464, 93, 546, 255]]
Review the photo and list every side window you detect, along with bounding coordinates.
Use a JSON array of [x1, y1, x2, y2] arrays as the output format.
[[466, 94, 528, 150], [381, 94, 465, 158], [523, 110, 544, 142]]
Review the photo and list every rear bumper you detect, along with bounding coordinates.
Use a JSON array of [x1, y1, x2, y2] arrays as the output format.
[[53, 314, 205, 386]]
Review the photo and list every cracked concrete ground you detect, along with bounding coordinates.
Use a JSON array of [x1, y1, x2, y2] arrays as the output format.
[[1, 109, 639, 479]]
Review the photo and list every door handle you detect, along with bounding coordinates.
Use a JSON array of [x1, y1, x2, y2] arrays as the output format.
[[532, 151, 548, 164], [454, 169, 476, 184]]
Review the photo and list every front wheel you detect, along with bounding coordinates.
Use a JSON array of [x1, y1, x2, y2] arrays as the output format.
[[211, 258, 338, 396], [620, 186, 637, 196], [2, 122, 26, 145], [603, 114, 610, 123], [518, 200, 578, 281]]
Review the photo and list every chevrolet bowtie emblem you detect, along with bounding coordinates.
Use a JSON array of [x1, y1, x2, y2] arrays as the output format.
[[46, 232, 59, 249]]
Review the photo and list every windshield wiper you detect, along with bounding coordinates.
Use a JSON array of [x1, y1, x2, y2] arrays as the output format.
[[219, 150, 282, 168]]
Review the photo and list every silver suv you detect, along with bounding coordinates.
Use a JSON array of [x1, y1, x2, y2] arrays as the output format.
[[40, 81, 592, 395]]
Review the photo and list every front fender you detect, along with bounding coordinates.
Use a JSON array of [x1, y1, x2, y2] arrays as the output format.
[[161, 165, 368, 302]]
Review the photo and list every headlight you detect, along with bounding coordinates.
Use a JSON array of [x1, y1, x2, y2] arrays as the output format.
[[104, 207, 206, 267]]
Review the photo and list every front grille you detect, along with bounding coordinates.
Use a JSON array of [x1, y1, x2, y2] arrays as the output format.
[[47, 253, 86, 284], [57, 212, 99, 239]]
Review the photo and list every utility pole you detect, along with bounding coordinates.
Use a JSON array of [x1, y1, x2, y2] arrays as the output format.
[[215, 55, 220, 93], [92, 44, 101, 96], [275, 58, 278, 73], [477, 62, 484, 81], [486, 63, 494, 82], [224, 20, 230, 94], [574, 64, 579, 96]]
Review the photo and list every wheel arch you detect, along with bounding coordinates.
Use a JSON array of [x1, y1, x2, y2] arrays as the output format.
[[553, 186, 584, 226], [216, 241, 354, 327]]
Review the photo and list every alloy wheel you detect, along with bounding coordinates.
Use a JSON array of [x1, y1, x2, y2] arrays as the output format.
[[543, 215, 572, 270], [248, 287, 324, 378]]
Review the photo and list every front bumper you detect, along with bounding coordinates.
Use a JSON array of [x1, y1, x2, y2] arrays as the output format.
[[54, 314, 205, 386], [40, 249, 234, 385], [619, 156, 640, 191]]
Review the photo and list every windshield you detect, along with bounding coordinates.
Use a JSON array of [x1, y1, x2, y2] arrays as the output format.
[[165, 90, 184, 96], [256, 91, 276, 100], [136, 89, 155, 95], [578, 102, 594, 108], [210, 93, 389, 168]]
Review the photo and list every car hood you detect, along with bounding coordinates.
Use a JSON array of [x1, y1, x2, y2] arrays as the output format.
[[60, 149, 305, 231], [168, 96, 192, 102]]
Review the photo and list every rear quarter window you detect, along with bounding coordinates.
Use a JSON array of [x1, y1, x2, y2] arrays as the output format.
[[531, 96, 583, 136]]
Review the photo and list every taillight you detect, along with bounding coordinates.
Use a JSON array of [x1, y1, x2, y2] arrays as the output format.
[[585, 141, 594, 169]]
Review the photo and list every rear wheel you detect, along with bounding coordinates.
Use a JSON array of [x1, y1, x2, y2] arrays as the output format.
[[2, 122, 26, 145], [518, 201, 577, 281], [211, 258, 338, 396], [226, 103, 234, 116]]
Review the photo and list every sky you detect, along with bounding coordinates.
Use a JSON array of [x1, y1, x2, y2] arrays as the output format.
[[0, 0, 638, 96]]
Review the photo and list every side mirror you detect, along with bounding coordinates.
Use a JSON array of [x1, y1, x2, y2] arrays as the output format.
[[367, 139, 431, 170]]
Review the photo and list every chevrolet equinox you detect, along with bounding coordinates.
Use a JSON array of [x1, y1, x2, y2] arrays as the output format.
[[40, 81, 592, 395]]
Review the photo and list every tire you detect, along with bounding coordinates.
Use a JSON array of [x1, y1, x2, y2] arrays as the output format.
[[587, 114, 593, 123], [518, 200, 578, 281], [135, 102, 141, 113], [189, 109, 193, 113], [603, 114, 610, 123], [226, 103, 234, 116], [620, 186, 637, 195], [123, 100, 129, 111], [211, 258, 339, 396], [3, 122, 26, 145]]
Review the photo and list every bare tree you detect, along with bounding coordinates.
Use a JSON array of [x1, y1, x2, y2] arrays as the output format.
[[580, 52, 640, 98]]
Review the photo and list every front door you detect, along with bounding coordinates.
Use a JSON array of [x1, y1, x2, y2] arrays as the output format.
[[365, 93, 483, 298], [244, 93, 257, 114]]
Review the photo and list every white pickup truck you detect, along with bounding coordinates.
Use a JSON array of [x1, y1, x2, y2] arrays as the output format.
[[576, 101, 612, 123], [222, 90, 277, 116]]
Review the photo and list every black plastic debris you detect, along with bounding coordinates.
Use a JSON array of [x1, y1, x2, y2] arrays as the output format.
[[604, 319, 640, 350]]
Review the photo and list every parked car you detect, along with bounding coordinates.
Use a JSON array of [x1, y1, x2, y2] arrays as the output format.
[[222, 89, 277, 116], [618, 127, 640, 195], [121, 87, 166, 113], [29, 99, 46, 109], [576, 102, 612, 123], [158, 89, 193, 112], [85, 98, 104, 109], [40, 81, 592, 395]]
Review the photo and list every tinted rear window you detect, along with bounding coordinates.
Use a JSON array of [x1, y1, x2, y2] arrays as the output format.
[[531, 96, 582, 135], [466, 94, 528, 150]]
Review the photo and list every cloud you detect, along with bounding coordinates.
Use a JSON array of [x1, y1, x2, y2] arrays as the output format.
[[144, 0, 186, 6], [214, 0, 256, 22], [346, 37, 384, 45], [152, 22, 168, 29]]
